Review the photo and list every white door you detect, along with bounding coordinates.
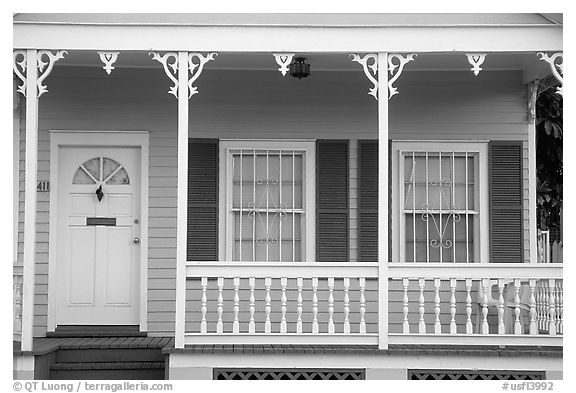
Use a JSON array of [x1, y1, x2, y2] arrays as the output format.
[[56, 147, 141, 325]]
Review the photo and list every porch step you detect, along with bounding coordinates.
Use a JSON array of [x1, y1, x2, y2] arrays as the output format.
[[50, 361, 165, 380], [47, 325, 146, 338]]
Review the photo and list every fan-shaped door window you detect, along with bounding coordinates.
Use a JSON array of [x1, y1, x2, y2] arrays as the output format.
[[72, 157, 130, 185]]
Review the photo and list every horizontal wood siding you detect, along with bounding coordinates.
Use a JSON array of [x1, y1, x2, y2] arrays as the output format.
[[17, 66, 530, 337]]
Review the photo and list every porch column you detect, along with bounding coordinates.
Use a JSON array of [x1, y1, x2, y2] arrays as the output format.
[[21, 49, 39, 352], [175, 51, 189, 349], [528, 81, 539, 263], [377, 53, 389, 350]]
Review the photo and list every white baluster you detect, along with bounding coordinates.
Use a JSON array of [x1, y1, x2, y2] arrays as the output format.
[[558, 281, 563, 334], [359, 278, 366, 334], [233, 277, 240, 334], [513, 278, 521, 335], [529, 279, 537, 335], [402, 278, 410, 334], [449, 278, 457, 335], [297, 277, 303, 334], [497, 279, 506, 335], [265, 277, 272, 334], [481, 279, 489, 335], [465, 279, 473, 334], [312, 277, 319, 334], [542, 281, 549, 331], [249, 277, 256, 334], [280, 277, 287, 334], [418, 278, 426, 334], [434, 278, 441, 334], [217, 277, 224, 334], [200, 277, 208, 334], [328, 277, 335, 334], [548, 279, 556, 336], [343, 278, 350, 334]]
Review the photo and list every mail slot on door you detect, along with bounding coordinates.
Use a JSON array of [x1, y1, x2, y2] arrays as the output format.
[[86, 217, 117, 226]]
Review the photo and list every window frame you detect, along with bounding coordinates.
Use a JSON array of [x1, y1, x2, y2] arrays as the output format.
[[218, 140, 316, 262], [391, 141, 489, 264]]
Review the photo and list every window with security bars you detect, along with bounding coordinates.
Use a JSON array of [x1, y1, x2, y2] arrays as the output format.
[[221, 141, 315, 262], [393, 142, 488, 263], [214, 368, 365, 380]]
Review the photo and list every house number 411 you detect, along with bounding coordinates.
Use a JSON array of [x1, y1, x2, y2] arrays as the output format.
[[37, 181, 50, 192]]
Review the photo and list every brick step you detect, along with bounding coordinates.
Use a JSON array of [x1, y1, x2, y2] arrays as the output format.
[[50, 361, 165, 380]]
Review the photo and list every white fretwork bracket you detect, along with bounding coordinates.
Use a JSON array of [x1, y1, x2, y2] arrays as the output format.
[[388, 53, 416, 99], [537, 52, 563, 96], [37, 50, 67, 98], [188, 52, 218, 98], [466, 53, 487, 76], [150, 52, 179, 98], [350, 53, 378, 100], [98, 51, 120, 75], [150, 52, 217, 98], [13, 50, 67, 98], [13, 50, 27, 97], [272, 53, 295, 76]]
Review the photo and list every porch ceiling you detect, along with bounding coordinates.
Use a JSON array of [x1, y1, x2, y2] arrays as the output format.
[[55, 51, 552, 82]]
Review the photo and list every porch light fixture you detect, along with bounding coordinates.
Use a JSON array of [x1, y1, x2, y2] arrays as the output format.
[[289, 57, 310, 79]]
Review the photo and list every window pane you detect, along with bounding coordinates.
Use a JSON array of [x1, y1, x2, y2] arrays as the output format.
[[102, 157, 121, 180], [72, 167, 96, 184], [107, 167, 130, 185], [82, 158, 100, 181]]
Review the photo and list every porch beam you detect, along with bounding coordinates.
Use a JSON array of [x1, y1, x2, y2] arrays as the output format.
[[175, 51, 189, 349], [377, 52, 389, 350], [21, 49, 39, 353], [14, 24, 562, 53]]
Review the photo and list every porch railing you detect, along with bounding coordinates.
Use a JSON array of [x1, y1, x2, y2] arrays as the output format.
[[180, 262, 562, 347], [13, 266, 23, 341]]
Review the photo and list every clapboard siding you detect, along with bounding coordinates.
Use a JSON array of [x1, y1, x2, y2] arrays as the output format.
[[17, 66, 531, 337]]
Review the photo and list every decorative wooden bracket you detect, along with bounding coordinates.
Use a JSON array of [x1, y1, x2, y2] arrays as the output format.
[[537, 52, 563, 96], [13, 50, 27, 97], [97, 51, 120, 75], [150, 52, 179, 98], [350, 53, 378, 100], [37, 50, 67, 98], [13, 50, 66, 98], [273, 53, 295, 76], [388, 54, 416, 99], [528, 80, 539, 123], [150, 52, 217, 98], [187, 52, 217, 98], [466, 53, 487, 76]]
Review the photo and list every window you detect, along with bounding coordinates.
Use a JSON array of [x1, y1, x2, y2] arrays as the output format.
[[219, 141, 315, 262], [392, 142, 488, 263], [72, 156, 130, 185]]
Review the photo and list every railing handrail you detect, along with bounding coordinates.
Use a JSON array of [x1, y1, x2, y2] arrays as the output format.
[[186, 261, 379, 278], [389, 263, 563, 279]]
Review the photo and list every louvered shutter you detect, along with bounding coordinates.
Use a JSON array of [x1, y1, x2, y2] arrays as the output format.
[[187, 139, 218, 261], [358, 140, 378, 262], [316, 140, 349, 261], [489, 141, 523, 263]]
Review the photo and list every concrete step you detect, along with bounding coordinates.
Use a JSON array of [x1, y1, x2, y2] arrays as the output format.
[[56, 348, 165, 363]]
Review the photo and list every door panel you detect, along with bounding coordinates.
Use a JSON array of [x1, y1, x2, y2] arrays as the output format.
[[57, 146, 140, 325]]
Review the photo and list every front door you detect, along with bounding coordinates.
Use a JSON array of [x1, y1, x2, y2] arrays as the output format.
[[56, 147, 140, 325]]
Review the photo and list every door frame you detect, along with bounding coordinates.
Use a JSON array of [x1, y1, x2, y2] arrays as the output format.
[[48, 130, 149, 332]]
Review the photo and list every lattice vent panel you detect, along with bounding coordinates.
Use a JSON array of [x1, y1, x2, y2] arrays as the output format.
[[214, 368, 365, 380], [409, 370, 545, 380]]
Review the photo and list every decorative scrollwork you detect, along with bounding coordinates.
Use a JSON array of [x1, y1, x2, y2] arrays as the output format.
[[150, 52, 179, 98], [350, 53, 378, 100], [537, 52, 563, 96], [97, 51, 120, 75], [13, 50, 27, 97], [273, 53, 295, 76], [188, 52, 217, 98], [466, 53, 487, 76], [421, 208, 461, 249], [36, 50, 67, 98], [388, 53, 416, 99]]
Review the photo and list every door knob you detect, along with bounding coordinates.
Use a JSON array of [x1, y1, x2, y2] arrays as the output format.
[[133, 237, 140, 244]]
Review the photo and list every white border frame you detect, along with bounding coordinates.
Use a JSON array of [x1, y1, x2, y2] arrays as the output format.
[[391, 141, 489, 264], [218, 140, 316, 263], [48, 130, 149, 332]]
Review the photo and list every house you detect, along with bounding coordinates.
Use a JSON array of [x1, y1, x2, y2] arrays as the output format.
[[12, 13, 563, 380]]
